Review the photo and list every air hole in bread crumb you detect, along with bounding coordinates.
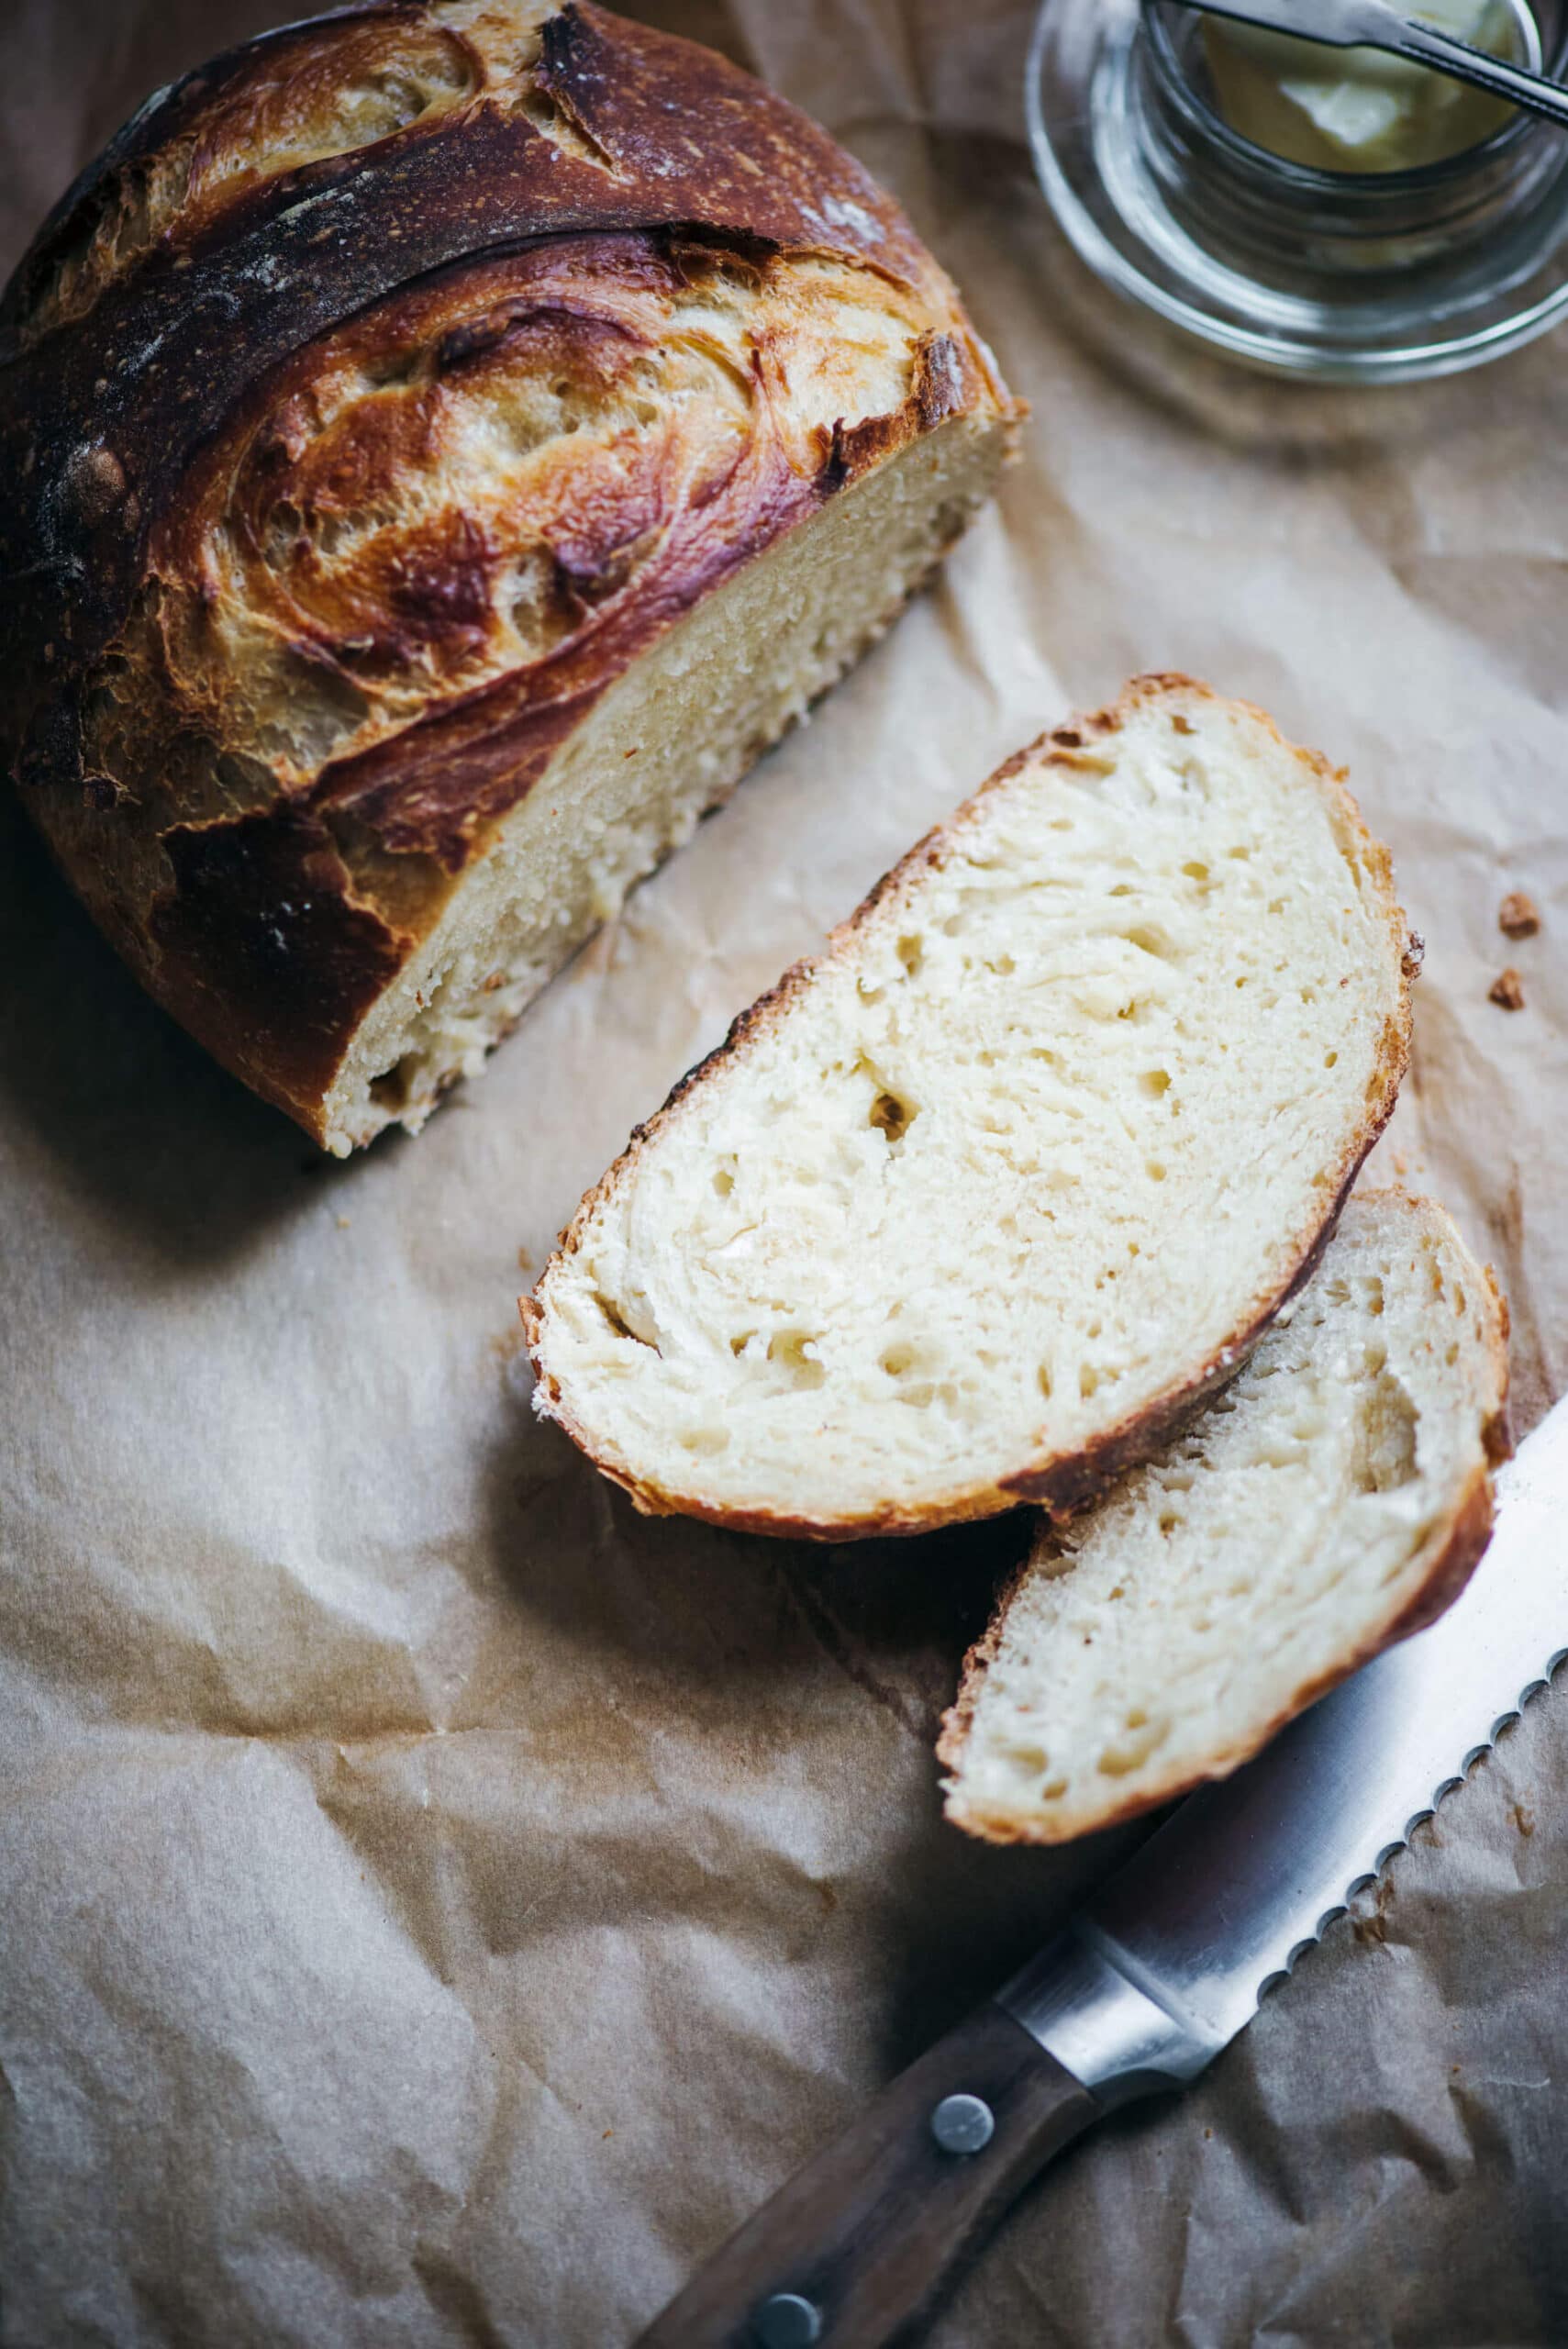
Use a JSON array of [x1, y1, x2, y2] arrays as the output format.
[[1079, 1364, 1099, 1399], [679, 1426, 729, 1455], [1126, 925, 1176, 961], [370, 1055, 417, 1110], [1159, 1512, 1181, 1536], [729, 1331, 754, 1357], [1183, 860, 1209, 882], [1108, 883, 1134, 898], [880, 1344, 917, 1378], [1351, 1368, 1418, 1492], [896, 933, 924, 979], [1147, 1160, 1167, 1183], [1037, 1364, 1053, 1400], [595, 1294, 658, 1352], [1324, 1051, 1338, 1069], [712, 1167, 734, 1197], [1140, 1068, 1172, 1097], [869, 1090, 916, 1144], [1097, 1719, 1167, 1776], [1229, 844, 1251, 860], [769, 1330, 825, 1388]]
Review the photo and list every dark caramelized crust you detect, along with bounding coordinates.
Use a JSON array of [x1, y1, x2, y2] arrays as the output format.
[[0, 1, 1015, 1140]]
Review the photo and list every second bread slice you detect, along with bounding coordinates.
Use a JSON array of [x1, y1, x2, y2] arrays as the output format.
[[939, 1192, 1509, 1842], [524, 676, 1418, 1539]]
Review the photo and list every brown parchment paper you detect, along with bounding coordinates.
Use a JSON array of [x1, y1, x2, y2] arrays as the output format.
[[3, 5, 1566, 2343]]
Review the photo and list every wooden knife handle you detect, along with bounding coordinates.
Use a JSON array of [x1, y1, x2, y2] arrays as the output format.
[[635, 2000, 1099, 2349]]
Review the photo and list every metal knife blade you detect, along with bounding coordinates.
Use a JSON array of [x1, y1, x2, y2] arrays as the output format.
[[1003, 1391, 1568, 2097]]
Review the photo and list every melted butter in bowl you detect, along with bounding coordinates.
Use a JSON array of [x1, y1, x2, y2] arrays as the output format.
[[1203, 1, 1536, 173]]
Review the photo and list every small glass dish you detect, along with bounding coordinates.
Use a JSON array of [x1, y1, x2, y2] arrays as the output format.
[[1027, 0, 1568, 381]]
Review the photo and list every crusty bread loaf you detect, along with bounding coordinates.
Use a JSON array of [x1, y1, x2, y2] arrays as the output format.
[[524, 677, 1419, 1539], [940, 1193, 1510, 1844], [0, 2, 1016, 1153]]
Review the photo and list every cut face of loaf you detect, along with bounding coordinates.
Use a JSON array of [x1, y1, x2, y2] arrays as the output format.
[[940, 1193, 1510, 1844], [322, 406, 1007, 1150], [0, 0, 1016, 1152], [525, 677, 1418, 1539]]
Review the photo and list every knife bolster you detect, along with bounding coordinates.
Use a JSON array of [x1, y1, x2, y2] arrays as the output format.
[[998, 1922, 1221, 2105]]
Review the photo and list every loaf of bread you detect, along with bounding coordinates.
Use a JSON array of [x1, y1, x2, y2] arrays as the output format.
[[524, 677, 1419, 1539], [940, 1192, 1510, 1843], [0, 3, 1016, 1152]]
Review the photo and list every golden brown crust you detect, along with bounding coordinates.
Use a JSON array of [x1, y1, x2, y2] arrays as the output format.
[[0, 1, 1016, 1141], [524, 674, 1419, 1542], [938, 1188, 1514, 1846]]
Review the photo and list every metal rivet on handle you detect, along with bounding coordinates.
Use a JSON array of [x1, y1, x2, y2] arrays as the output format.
[[752, 2292, 822, 2347], [930, 2092, 995, 2155]]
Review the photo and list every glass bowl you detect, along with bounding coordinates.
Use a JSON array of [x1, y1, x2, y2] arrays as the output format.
[[1027, 0, 1568, 381]]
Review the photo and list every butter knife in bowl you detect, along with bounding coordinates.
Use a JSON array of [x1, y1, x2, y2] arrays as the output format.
[[1166, 0, 1568, 127]]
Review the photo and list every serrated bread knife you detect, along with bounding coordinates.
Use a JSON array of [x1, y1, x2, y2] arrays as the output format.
[[639, 1394, 1568, 2349]]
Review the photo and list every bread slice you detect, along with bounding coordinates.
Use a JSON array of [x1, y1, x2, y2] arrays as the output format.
[[523, 676, 1418, 1540], [940, 1193, 1510, 1844]]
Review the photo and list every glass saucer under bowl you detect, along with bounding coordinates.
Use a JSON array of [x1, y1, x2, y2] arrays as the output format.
[[1027, 0, 1568, 382]]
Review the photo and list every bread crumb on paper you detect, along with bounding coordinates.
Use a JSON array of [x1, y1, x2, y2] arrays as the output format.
[[1498, 892, 1540, 940], [1489, 968, 1526, 1012]]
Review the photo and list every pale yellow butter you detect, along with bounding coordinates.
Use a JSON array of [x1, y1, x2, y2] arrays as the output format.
[[1202, 1, 1524, 172]]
